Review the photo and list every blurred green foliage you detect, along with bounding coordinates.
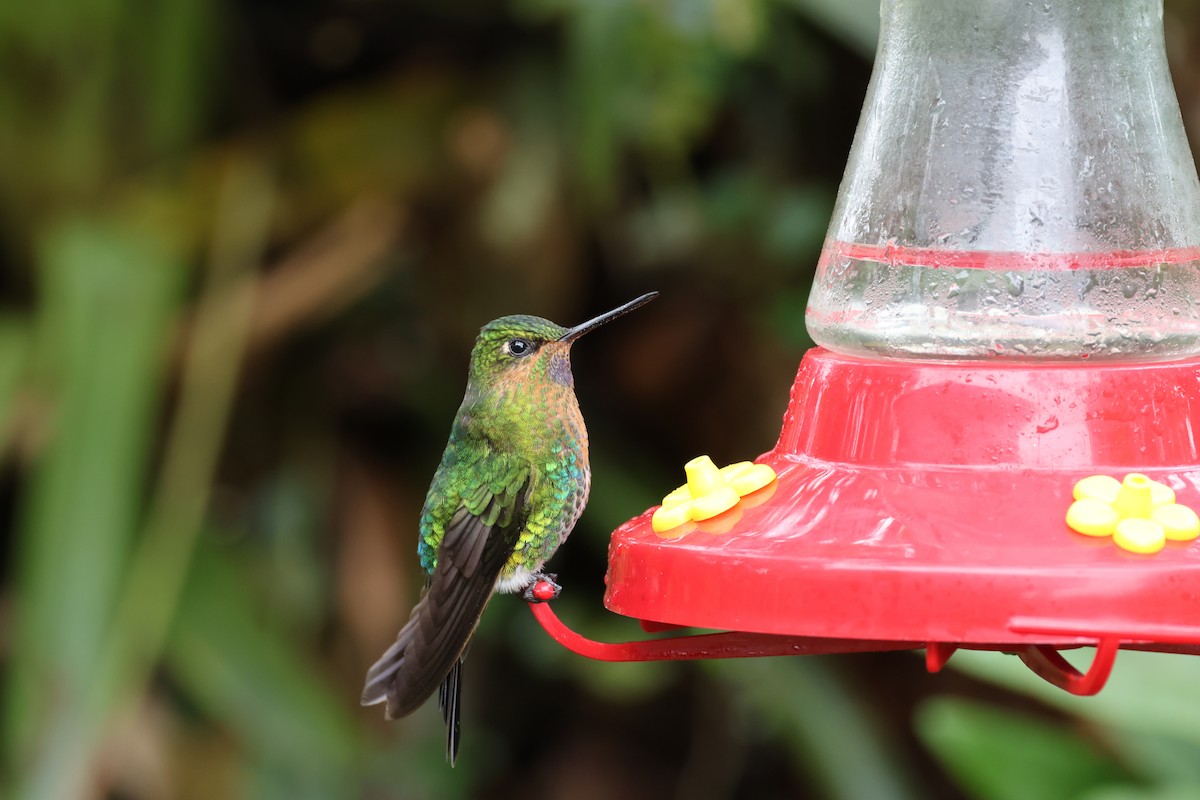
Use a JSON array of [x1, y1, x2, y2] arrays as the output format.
[[3, 0, 1200, 798]]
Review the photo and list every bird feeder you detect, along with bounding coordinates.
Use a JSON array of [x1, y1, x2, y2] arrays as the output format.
[[530, 0, 1200, 694]]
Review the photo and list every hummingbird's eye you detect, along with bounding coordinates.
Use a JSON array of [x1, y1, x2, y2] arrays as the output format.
[[503, 337, 534, 357]]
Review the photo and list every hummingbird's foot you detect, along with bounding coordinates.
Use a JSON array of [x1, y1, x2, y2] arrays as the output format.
[[522, 572, 561, 603]]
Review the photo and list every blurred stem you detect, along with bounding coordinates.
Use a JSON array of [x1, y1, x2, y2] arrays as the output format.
[[567, 3, 620, 208], [0, 317, 29, 456], [19, 156, 273, 800], [95, 155, 274, 707]]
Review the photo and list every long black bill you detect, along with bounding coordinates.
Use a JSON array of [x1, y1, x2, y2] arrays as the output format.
[[557, 291, 658, 343]]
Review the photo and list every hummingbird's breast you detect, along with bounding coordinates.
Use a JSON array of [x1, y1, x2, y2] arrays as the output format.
[[496, 386, 590, 588]]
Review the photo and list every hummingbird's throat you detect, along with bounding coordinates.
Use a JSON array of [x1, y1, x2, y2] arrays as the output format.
[[548, 352, 573, 386]]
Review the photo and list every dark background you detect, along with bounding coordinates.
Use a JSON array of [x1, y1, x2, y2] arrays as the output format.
[[3, 1, 1200, 798]]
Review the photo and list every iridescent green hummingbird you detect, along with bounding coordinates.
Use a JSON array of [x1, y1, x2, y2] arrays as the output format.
[[361, 292, 657, 764]]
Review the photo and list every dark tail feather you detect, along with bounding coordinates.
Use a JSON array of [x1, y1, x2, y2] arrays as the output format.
[[362, 503, 520, 759], [440, 659, 464, 766], [360, 600, 422, 710], [359, 587, 473, 720], [360, 523, 502, 719]]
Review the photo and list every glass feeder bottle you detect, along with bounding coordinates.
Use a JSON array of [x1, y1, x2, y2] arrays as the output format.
[[806, 0, 1200, 360]]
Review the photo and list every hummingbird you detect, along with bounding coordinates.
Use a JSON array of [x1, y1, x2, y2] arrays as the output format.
[[361, 291, 658, 764]]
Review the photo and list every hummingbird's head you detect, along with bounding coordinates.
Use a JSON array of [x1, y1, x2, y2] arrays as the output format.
[[468, 315, 571, 391], [466, 292, 658, 393]]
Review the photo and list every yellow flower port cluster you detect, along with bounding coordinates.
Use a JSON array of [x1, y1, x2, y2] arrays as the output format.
[[1066, 473, 1200, 554], [651, 456, 777, 533]]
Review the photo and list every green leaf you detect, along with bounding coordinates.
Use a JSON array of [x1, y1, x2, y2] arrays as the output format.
[[943, 649, 1200, 749], [916, 697, 1132, 800], [710, 656, 924, 800], [167, 543, 362, 789], [782, 0, 880, 58], [4, 218, 181, 780], [1082, 783, 1200, 800]]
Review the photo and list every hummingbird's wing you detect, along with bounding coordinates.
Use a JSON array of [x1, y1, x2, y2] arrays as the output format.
[[360, 470, 529, 723]]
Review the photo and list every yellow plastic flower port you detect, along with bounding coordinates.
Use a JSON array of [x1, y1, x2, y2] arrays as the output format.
[[1066, 473, 1199, 554], [651, 456, 777, 533]]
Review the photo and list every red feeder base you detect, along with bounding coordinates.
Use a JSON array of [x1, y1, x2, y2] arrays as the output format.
[[531, 348, 1200, 694]]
